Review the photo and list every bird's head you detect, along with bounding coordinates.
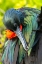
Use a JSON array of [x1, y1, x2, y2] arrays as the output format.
[[3, 8, 28, 51], [3, 8, 23, 31]]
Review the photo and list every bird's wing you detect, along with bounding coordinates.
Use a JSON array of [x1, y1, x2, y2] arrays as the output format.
[[18, 8, 39, 63], [23, 9, 38, 55]]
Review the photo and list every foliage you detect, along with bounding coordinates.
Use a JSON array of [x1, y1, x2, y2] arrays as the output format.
[[0, 0, 42, 27], [0, 62, 2, 64]]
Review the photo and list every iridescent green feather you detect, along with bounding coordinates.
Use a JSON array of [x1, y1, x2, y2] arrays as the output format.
[[18, 8, 39, 63], [18, 41, 26, 63], [2, 40, 17, 64]]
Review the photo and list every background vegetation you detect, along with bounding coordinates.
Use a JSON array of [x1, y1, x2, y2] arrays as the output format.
[[0, 0, 42, 64]]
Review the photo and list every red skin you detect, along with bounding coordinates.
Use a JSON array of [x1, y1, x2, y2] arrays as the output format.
[[6, 24, 22, 39]]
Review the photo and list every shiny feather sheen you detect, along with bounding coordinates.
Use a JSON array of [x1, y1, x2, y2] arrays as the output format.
[[18, 8, 39, 63], [2, 40, 17, 64]]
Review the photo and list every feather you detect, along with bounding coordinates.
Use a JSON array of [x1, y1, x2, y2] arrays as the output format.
[[18, 41, 25, 63], [2, 40, 10, 61], [2, 40, 17, 64], [18, 9, 38, 58], [18, 8, 39, 63], [8, 40, 16, 64]]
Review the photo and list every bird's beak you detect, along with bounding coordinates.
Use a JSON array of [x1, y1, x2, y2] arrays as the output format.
[[15, 27, 28, 51]]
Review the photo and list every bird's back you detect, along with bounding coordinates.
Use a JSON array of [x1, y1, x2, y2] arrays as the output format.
[[19, 7, 40, 14]]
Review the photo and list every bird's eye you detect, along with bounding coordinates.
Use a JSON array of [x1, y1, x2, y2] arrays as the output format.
[[14, 23, 17, 27], [13, 23, 18, 30]]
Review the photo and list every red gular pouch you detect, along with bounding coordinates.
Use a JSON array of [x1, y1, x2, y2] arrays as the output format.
[[6, 24, 22, 39]]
